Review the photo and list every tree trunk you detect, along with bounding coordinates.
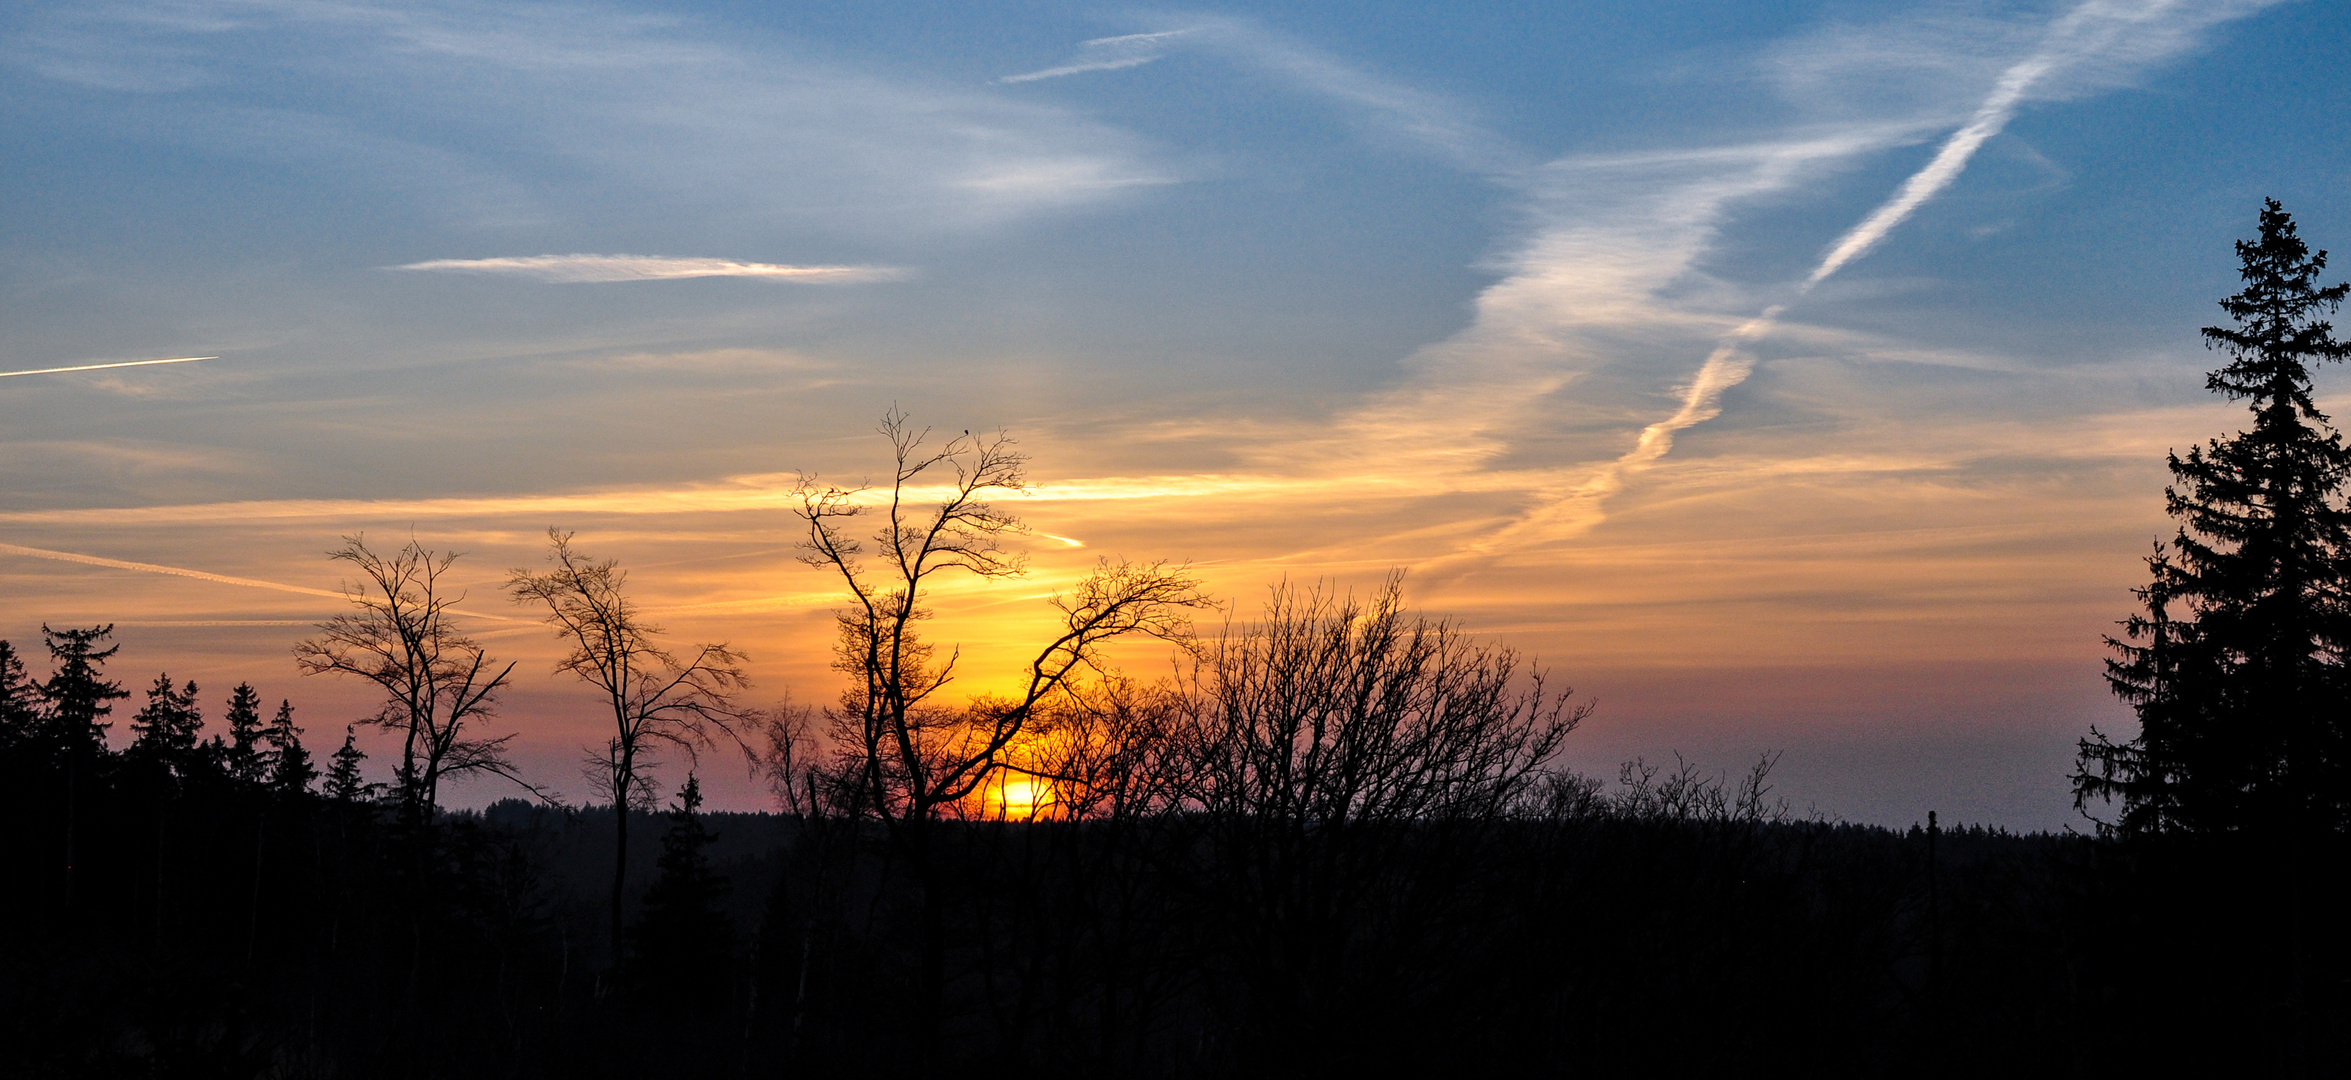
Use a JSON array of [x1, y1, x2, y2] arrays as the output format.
[[907, 810, 945, 1072], [153, 798, 167, 954], [919, 871, 945, 1072], [612, 795, 630, 973], [246, 811, 268, 966], [63, 763, 77, 913]]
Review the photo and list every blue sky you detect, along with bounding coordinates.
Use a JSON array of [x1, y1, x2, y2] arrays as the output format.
[[4, 0, 2348, 827]]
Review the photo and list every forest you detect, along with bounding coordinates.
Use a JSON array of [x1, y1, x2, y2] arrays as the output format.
[[3, 204, 2349, 1078]]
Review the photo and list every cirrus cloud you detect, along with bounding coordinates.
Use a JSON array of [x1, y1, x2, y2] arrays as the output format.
[[389, 254, 908, 284], [998, 29, 1195, 84]]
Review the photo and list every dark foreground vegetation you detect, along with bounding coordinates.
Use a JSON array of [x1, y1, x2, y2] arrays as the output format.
[[3, 624, 2344, 1078], [7, 201, 2351, 1077]]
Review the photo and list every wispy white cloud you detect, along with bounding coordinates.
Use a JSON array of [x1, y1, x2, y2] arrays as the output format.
[[1318, 130, 1909, 486], [1204, 20, 1525, 175], [13, 0, 1174, 235], [1000, 17, 1516, 173], [0, 472, 1324, 530], [999, 29, 1194, 84], [952, 158, 1175, 196], [391, 255, 905, 284]]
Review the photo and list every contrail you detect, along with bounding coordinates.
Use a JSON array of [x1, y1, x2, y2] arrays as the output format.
[[0, 540, 350, 599], [0, 540, 531, 623], [1547, 0, 2212, 545], [1803, 2, 2152, 288], [1450, 306, 1785, 559], [0, 356, 216, 379]]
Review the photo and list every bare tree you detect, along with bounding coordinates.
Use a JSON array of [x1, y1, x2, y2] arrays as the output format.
[[507, 528, 751, 970], [1170, 575, 1587, 1066], [757, 700, 845, 822], [793, 409, 1209, 1064], [962, 677, 1201, 1069], [294, 536, 521, 832]]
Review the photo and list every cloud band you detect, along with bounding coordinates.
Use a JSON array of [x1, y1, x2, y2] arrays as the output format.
[[391, 255, 906, 284]]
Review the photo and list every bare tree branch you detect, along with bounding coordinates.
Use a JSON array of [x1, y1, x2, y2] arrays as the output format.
[[293, 535, 520, 829], [508, 527, 751, 967]]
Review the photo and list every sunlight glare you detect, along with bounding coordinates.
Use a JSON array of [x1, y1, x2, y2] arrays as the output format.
[[997, 775, 1052, 819]]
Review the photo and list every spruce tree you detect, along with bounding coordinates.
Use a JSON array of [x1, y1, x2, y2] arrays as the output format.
[[35, 626, 125, 911], [37, 624, 128, 764], [129, 674, 208, 778], [221, 683, 268, 785], [2079, 199, 2351, 836], [265, 700, 316, 796], [324, 726, 373, 804], [0, 640, 37, 753], [628, 774, 735, 1003]]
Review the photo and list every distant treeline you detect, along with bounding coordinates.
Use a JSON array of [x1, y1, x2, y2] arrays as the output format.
[[2, 621, 2341, 1079]]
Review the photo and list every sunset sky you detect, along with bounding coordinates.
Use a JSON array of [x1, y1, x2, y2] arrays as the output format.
[[5, 0, 2349, 828]]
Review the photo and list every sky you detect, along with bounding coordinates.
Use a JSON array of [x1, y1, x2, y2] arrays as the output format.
[[4, 0, 2349, 829]]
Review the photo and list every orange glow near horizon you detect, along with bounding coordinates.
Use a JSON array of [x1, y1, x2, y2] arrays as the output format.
[[0, 377, 2249, 828]]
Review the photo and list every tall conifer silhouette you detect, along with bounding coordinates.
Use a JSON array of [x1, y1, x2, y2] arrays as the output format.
[[0, 641, 37, 749], [2080, 200, 2351, 836], [38, 625, 127, 762], [629, 774, 735, 1003], [129, 675, 207, 778], [265, 701, 315, 795], [220, 683, 268, 785], [324, 726, 372, 805]]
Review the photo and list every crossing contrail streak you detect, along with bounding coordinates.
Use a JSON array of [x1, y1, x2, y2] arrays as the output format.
[[0, 540, 531, 623], [0, 356, 216, 379], [0, 540, 350, 599], [1549, 0, 2229, 544], [1802, 1, 2143, 288]]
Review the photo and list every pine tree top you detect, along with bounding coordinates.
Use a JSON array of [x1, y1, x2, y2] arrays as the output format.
[[2202, 198, 2351, 409], [130, 674, 206, 765]]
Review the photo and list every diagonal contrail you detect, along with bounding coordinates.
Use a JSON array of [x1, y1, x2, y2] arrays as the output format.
[[1545, 0, 2237, 546], [1803, 1, 2164, 289], [0, 540, 531, 623], [0, 356, 216, 379], [0, 540, 351, 599]]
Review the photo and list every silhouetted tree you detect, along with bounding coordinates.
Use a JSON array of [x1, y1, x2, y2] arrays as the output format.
[[2079, 200, 2351, 837], [218, 683, 268, 786], [1171, 576, 1586, 1068], [793, 409, 1208, 1064], [508, 528, 750, 969], [264, 700, 314, 796], [629, 774, 735, 1003], [295, 536, 521, 831], [0, 640, 37, 751], [37, 624, 127, 762], [125, 673, 211, 952], [323, 725, 373, 805], [31, 625, 125, 912], [128, 674, 208, 780]]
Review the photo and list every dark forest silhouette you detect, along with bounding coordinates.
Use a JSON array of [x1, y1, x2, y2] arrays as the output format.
[[4, 202, 2349, 1077]]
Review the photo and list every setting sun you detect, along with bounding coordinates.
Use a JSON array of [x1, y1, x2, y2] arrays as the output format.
[[994, 775, 1053, 819]]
